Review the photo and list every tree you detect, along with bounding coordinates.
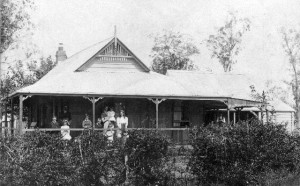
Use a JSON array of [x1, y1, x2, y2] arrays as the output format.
[[207, 12, 250, 72], [150, 31, 199, 75], [1, 0, 34, 53], [0, 56, 57, 98], [281, 28, 300, 128], [27, 56, 57, 81], [0, 0, 35, 120]]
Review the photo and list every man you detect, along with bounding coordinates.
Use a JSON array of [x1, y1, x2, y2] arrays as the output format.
[[59, 106, 72, 125]]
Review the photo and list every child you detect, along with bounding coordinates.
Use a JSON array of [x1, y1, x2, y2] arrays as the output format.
[[95, 117, 103, 128], [106, 122, 115, 145], [61, 119, 72, 140]]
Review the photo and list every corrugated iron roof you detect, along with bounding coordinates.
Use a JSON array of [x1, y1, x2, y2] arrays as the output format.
[[166, 70, 256, 101], [10, 37, 190, 98], [10, 38, 260, 104], [15, 71, 192, 97], [243, 99, 295, 112]]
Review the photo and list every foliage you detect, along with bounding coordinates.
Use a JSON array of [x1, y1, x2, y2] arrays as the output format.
[[207, 12, 250, 72], [0, 131, 126, 186], [1, 130, 176, 185], [72, 131, 126, 185], [281, 27, 300, 126], [0, 132, 76, 185], [1, 0, 35, 53], [189, 119, 300, 186], [0, 56, 56, 98], [27, 56, 57, 81], [150, 30, 199, 74], [125, 130, 171, 185]]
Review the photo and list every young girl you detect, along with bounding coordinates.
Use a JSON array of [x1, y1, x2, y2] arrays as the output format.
[[106, 122, 115, 145], [61, 119, 72, 140]]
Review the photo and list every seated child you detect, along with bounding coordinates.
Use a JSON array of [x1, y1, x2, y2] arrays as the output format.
[[95, 117, 103, 128]]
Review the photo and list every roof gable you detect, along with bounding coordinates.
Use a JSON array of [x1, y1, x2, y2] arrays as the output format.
[[76, 38, 150, 72]]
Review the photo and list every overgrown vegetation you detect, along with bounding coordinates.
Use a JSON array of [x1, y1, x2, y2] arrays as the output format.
[[0, 131, 125, 185], [189, 119, 300, 186], [1, 121, 300, 186], [125, 130, 171, 185], [0, 130, 173, 186]]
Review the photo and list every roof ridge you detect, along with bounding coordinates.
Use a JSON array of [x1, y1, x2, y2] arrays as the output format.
[[167, 70, 245, 76], [67, 36, 114, 60]]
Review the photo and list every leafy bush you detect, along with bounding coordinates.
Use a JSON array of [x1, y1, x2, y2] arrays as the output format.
[[0, 130, 126, 186], [189, 119, 300, 186], [71, 131, 126, 185], [125, 130, 171, 185], [0, 132, 76, 185]]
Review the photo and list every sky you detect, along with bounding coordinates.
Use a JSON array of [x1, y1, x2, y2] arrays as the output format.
[[5, 0, 300, 90]]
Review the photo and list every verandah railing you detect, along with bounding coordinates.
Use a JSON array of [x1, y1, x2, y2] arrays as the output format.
[[0, 127, 191, 144]]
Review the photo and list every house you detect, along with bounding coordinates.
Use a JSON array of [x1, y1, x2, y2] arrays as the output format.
[[166, 70, 295, 131], [243, 99, 295, 132], [5, 32, 262, 143]]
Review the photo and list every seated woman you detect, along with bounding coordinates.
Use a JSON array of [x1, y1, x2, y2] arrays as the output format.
[[61, 119, 72, 140], [116, 110, 128, 138], [82, 114, 92, 129], [50, 116, 60, 134]]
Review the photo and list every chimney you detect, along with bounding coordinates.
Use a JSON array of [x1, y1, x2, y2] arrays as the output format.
[[55, 43, 67, 63]]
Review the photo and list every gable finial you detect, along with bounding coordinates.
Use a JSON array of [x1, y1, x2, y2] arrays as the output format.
[[114, 25, 117, 55]]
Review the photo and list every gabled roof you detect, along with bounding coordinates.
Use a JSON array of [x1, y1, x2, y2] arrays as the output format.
[[9, 37, 260, 106], [76, 38, 150, 72], [10, 37, 190, 98]]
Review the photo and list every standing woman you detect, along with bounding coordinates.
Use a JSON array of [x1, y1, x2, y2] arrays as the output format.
[[116, 110, 128, 138]]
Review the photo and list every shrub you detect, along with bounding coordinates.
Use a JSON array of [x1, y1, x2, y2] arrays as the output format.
[[189, 119, 300, 186], [125, 130, 171, 185], [71, 131, 126, 185], [0, 132, 76, 185], [0, 130, 126, 186]]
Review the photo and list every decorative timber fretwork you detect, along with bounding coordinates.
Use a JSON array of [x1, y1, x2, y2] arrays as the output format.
[[76, 38, 150, 72], [99, 42, 131, 56]]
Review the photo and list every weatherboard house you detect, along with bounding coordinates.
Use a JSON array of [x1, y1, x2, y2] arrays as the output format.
[[6, 33, 295, 142]]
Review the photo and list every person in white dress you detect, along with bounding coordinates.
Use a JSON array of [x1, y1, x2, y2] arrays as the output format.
[[61, 119, 72, 140], [106, 122, 115, 145], [116, 110, 128, 138]]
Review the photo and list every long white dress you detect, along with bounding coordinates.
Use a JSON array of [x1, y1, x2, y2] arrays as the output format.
[[116, 116, 128, 138], [61, 125, 72, 140]]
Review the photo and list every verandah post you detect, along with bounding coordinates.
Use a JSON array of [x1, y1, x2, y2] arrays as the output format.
[[227, 107, 230, 124], [11, 98, 14, 136], [83, 96, 102, 130], [233, 111, 236, 124], [92, 97, 95, 129], [155, 99, 159, 128], [148, 98, 166, 129], [19, 95, 23, 135], [4, 99, 8, 135]]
